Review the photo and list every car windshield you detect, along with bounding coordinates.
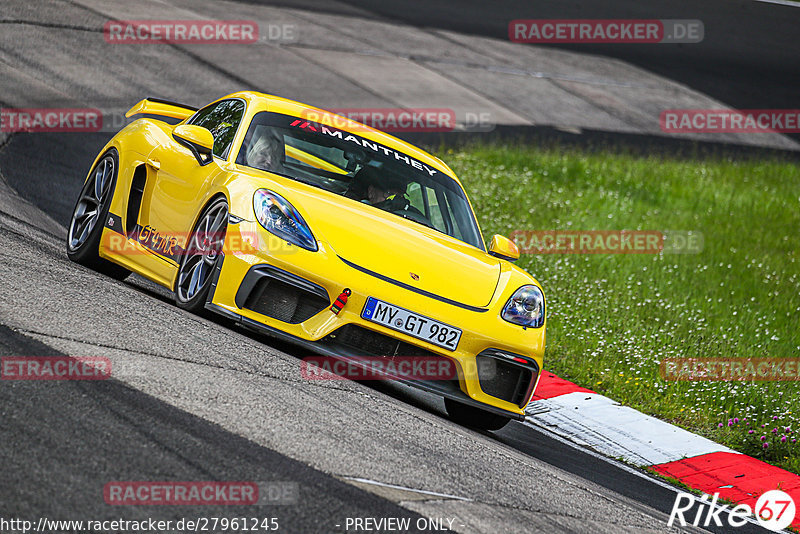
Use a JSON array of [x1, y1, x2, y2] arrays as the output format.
[[236, 112, 484, 250]]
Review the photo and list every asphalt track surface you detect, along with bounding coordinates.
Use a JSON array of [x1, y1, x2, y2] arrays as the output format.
[[252, 0, 800, 149], [0, 1, 793, 534], [268, 0, 800, 114]]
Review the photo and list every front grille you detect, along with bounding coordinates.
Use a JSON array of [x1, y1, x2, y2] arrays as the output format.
[[243, 278, 329, 324], [476, 354, 534, 407], [326, 324, 438, 358]]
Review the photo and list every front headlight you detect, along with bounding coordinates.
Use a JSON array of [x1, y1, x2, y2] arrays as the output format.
[[253, 189, 317, 251], [501, 285, 545, 328]]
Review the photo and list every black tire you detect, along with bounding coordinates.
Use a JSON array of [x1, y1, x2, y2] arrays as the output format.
[[174, 197, 228, 313], [444, 398, 511, 431], [66, 149, 130, 280]]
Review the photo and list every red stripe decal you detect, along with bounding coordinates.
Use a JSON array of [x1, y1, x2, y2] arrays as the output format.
[[532, 372, 595, 400]]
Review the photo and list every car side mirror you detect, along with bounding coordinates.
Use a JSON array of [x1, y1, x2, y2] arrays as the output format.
[[488, 234, 520, 262], [173, 124, 214, 166]]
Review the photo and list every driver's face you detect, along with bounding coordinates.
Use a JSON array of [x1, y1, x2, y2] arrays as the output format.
[[367, 184, 391, 205]]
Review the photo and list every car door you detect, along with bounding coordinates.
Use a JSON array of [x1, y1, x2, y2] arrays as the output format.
[[132, 99, 246, 284]]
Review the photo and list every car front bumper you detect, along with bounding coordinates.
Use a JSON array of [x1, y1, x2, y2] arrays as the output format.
[[206, 220, 545, 419]]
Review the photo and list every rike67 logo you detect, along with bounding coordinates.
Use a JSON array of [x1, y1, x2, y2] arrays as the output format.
[[668, 490, 796, 531]]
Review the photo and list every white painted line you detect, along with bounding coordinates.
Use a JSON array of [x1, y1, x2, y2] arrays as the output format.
[[342, 477, 471, 501], [753, 0, 800, 7], [525, 392, 738, 466]]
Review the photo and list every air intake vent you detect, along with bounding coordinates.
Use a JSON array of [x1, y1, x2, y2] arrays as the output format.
[[244, 278, 329, 324], [327, 324, 439, 358], [476, 352, 536, 407]]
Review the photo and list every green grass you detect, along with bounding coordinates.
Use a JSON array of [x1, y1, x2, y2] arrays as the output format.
[[444, 144, 800, 474]]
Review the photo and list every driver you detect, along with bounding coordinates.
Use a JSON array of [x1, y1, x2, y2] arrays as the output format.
[[346, 166, 405, 207], [246, 127, 285, 174], [366, 182, 396, 205]]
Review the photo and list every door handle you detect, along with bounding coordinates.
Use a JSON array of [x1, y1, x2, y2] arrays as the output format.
[[146, 158, 160, 170]]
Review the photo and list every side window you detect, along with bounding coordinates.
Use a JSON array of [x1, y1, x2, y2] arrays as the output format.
[[406, 183, 425, 214], [443, 189, 470, 241], [425, 187, 447, 232], [189, 99, 245, 158]]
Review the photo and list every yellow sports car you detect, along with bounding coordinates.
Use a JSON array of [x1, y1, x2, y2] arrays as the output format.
[[66, 92, 546, 430]]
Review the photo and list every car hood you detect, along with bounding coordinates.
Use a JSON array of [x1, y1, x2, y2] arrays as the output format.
[[287, 186, 501, 309]]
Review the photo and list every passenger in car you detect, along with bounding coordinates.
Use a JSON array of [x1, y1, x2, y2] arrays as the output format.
[[246, 127, 285, 174]]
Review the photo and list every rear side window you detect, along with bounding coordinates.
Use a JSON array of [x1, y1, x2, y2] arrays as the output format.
[[189, 99, 245, 158]]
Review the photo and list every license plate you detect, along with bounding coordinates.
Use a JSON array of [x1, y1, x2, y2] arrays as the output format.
[[361, 297, 462, 351]]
